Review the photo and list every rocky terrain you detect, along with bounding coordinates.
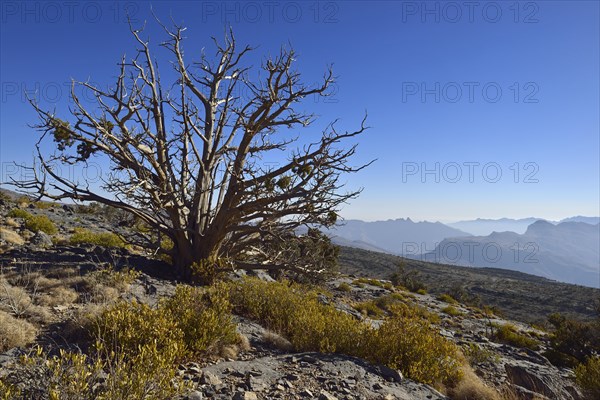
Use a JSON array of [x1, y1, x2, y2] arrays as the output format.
[[0, 192, 597, 399]]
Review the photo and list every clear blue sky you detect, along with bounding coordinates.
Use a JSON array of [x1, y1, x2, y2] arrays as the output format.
[[1, 1, 598, 222]]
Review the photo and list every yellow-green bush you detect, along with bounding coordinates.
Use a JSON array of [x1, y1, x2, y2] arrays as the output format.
[[24, 215, 57, 235], [162, 284, 238, 354], [94, 300, 184, 360], [337, 282, 352, 292], [368, 304, 462, 385], [575, 356, 600, 399], [21, 344, 188, 400], [7, 209, 31, 219], [70, 228, 125, 248], [493, 323, 539, 350], [0, 378, 21, 400], [442, 306, 463, 316], [438, 294, 458, 304], [228, 278, 461, 386]]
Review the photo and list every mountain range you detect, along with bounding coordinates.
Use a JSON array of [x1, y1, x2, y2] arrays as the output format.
[[324, 218, 470, 255], [326, 217, 600, 288]]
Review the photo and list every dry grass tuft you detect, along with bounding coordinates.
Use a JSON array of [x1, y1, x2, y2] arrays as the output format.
[[4, 218, 20, 228], [38, 287, 79, 307], [0, 228, 24, 245], [450, 365, 501, 400], [262, 330, 294, 351], [237, 333, 251, 352], [0, 310, 37, 352]]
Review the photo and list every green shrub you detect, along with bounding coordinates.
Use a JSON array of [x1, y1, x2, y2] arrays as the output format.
[[21, 344, 188, 400], [162, 284, 238, 354], [545, 313, 599, 367], [463, 343, 499, 364], [34, 201, 57, 210], [368, 304, 462, 386], [7, 209, 31, 219], [442, 306, 463, 316], [94, 300, 185, 360], [337, 282, 352, 292], [228, 277, 461, 386], [493, 323, 539, 350], [416, 288, 427, 295], [70, 228, 125, 248], [24, 215, 57, 235], [575, 356, 600, 399], [438, 294, 458, 304]]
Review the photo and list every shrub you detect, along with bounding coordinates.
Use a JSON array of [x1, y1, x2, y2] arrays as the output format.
[[493, 323, 539, 350], [545, 313, 599, 367], [463, 343, 499, 364], [575, 356, 600, 399], [93, 300, 185, 361], [85, 266, 140, 292], [337, 282, 352, 292], [24, 215, 57, 235], [20, 344, 189, 400], [367, 304, 462, 385], [442, 306, 463, 316], [34, 201, 57, 209], [228, 278, 461, 386], [354, 300, 385, 318], [0, 228, 24, 246], [162, 284, 238, 354], [6, 209, 32, 219], [0, 378, 21, 400], [70, 228, 125, 248], [389, 261, 427, 293], [416, 288, 427, 295], [0, 310, 37, 352], [438, 293, 458, 304]]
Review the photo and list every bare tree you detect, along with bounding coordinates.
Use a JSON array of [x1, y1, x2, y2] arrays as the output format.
[[11, 21, 369, 282]]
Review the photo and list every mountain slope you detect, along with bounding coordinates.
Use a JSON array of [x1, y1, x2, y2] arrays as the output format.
[[338, 246, 600, 324]]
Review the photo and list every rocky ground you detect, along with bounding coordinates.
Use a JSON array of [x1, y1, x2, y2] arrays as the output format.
[[0, 194, 590, 399]]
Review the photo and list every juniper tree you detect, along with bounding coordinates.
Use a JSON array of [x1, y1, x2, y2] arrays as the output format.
[[11, 21, 369, 282]]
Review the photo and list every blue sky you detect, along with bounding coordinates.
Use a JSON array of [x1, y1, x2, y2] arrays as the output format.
[[1, 0, 598, 222]]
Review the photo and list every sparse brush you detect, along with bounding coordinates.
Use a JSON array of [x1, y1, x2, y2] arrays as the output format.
[[24, 215, 57, 235], [0, 310, 37, 352], [575, 356, 600, 399], [228, 277, 462, 387], [442, 306, 463, 316], [6, 209, 31, 219], [493, 323, 539, 350], [70, 228, 126, 248]]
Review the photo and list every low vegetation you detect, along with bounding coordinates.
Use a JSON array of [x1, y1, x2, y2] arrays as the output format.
[[69, 228, 126, 248], [229, 277, 462, 386], [575, 356, 600, 399], [24, 215, 57, 235], [492, 323, 540, 350]]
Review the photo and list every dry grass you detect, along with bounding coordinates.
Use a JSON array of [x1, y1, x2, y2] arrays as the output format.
[[4, 217, 20, 228], [0, 278, 34, 317], [0, 228, 24, 245], [38, 287, 79, 307], [262, 330, 294, 352], [0, 310, 37, 352], [450, 365, 501, 400]]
